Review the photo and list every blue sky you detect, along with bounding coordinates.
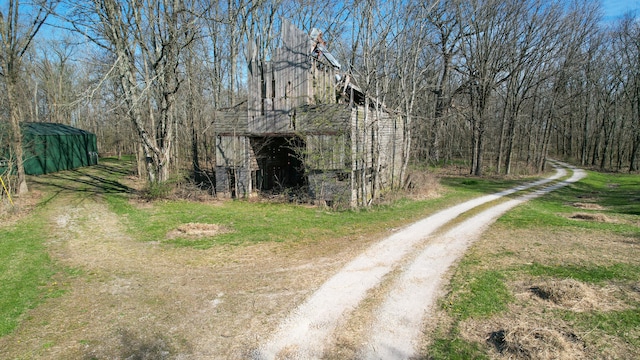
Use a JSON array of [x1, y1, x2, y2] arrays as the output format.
[[601, 0, 640, 20]]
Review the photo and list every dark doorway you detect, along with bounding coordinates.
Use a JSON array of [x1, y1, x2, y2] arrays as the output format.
[[251, 136, 306, 192], [227, 168, 236, 198]]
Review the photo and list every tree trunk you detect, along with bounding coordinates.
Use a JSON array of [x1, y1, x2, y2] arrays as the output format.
[[7, 77, 28, 194], [630, 133, 640, 172], [474, 121, 485, 176], [430, 52, 451, 164], [1, 0, 53, 194]]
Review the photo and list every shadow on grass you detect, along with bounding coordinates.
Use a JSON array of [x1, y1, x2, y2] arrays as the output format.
[[545, 172, 640, 217], [117, 328, 175, 360], [29, 162, 135, 204], [439, 176, 530, 196]]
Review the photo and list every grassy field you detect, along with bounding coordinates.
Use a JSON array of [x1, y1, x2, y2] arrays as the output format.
[[0, 158, 532, 343], [0, 212, 59, 336], [2, 159, 637, 359], [104, 179, 531, 249], [426, 171, 640, 359]]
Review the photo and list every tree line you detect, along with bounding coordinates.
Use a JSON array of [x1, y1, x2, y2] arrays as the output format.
[[1, 0, 638, 196]]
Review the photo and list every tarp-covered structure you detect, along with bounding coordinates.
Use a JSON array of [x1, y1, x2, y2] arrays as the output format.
[[1, 122, 98, 175]]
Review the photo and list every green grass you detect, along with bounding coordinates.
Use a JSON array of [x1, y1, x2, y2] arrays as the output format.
[[0, 159, 134, 339], [428, 337, 489, 360], [104, 193, 475, 248], [448, 270, 513, 320], [0, 157, 574, 342], [103, 173, 529, 248], [5, 159, 638, 357], [498, 170, 640, 234], [428, 168, 640, 359], [560, 309, 640, 347], [0, 158, 529, 339], [440, 176, 538, 196], [572, 171, 640, 216], [523, 263, 640, 284], [0, 216, 57, 336]]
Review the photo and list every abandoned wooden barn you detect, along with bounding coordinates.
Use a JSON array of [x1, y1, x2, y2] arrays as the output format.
[[213, 20, 405, 207]]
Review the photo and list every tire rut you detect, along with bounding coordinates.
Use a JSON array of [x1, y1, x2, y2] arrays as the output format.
[[254, 161, 585, 360]]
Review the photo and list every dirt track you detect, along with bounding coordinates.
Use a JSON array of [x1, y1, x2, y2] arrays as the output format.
[[0, 162, 584, 359], [255, 161, 584, 359]]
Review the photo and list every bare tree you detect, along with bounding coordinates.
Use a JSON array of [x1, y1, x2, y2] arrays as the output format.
[[456, 0, 518, 176], [533, 1, 600, 172], [0, 0, 55, 194], [12, 0, 631, 195], [612, 15, 640, 171], [425, 0, 466, 164], [498, 0, 564, 174], [67, 0, 197, 183]]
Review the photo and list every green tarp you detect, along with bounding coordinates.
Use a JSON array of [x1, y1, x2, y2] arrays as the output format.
[[1, 122, 98, 175]]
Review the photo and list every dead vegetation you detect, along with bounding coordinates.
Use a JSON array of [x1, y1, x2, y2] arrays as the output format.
[[0, 193, 376, 359], [115, 328, 176, 360], [2, 164, 636, 359], [424, 223, 640, 360], [456, 309, 588, 360], [0, 189, 43, 224], [530, 279, 593, 308], [166, 223, 231, 239], [566, 202, 615, 223], [524, 278, 631, 313], [403, 170, 442, 200], [571, 202, 605, 210], [458, 276, 636, 360], [569, 212, 612, 222], [487, 323, 585, 360]]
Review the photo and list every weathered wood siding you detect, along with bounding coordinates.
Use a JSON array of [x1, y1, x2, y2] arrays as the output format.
[[275, 20, 312, 110], [376, 109, 405, 190], [215, 135, 246, 167], [348, 105, 405, 205], [246, 19, 337, 135], [249, 113, 294, 134], [213, 20, 405, 206], [306, 134, 349, 170], [351, 106, 374, 169], [295, 104, 351, 133], [311, 59, 336, 104], [308, 171, 350, 203], [214, 106, 248, 135], [214, 135, 253, 198]]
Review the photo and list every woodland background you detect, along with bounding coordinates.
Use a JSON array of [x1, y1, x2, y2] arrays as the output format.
[[1, 0, 639, 195]]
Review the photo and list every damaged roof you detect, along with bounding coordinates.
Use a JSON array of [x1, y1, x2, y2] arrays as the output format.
[[310, 27, 341, 69]]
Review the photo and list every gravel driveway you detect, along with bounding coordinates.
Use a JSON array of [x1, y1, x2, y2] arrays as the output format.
[[255, 161, 585, 360]]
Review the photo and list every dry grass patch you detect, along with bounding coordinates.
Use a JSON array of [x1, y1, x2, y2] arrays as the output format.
[[0, 196, 383, 359], [522, 279, 629, 312], [569, 212, 612, 223], [166, 222, 231, 239], [530, 279, 593, 309], [572, 202, 605, 210], [427, 223, 639, 359], [488, 323, 585, 360], [404, 170, 442, 200], [0, 189, 44, 225], [475, 227, 637, 269], [457, 314, 586, 360]]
